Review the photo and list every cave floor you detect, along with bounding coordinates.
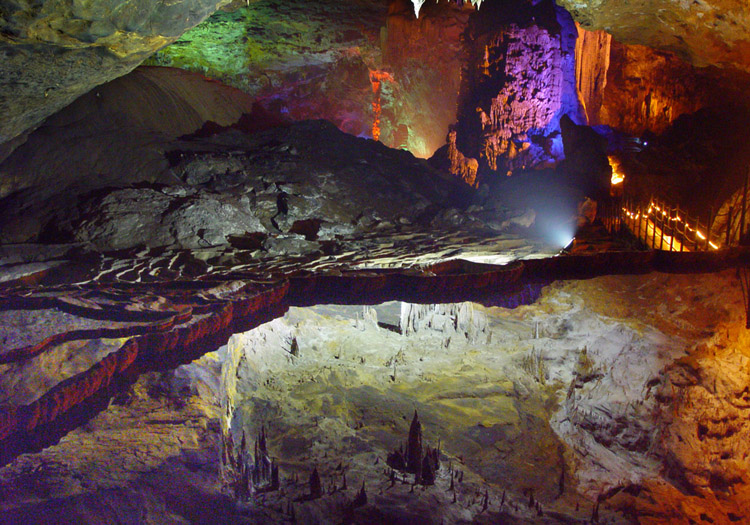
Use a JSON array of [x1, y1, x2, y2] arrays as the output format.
[[2, 266, 748, 524]]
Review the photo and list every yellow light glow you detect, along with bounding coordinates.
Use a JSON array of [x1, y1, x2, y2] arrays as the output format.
[[696, 231, 706, 240], [608, 156, 625, 185]]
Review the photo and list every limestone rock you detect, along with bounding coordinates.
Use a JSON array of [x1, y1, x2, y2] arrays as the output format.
[[0, 67, 470, 249], [0, 0, 230, 145], [574, 24, 612, 126], [450, 0, 581, 178], [575, 30, 750, 135], [73, 187, 266, 251], [0, 66, 261, 201]]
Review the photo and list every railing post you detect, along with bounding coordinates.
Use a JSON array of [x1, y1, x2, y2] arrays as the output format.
[[659, 200, 665, 250], [740, 169, 748, 244], [633, 206, 643, 242], [639, 206, 643, 243], [706, 207, 714, 250], [680, 211, 686, 252], [635, 205, 639, 241], [695, 219, 702, 251], [727, 205, 734, 248], [669, 208, 679, 252]]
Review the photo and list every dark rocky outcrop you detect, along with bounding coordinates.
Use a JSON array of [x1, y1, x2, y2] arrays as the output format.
[[558, 114, 611, 199], [0, 66, 472, 250]]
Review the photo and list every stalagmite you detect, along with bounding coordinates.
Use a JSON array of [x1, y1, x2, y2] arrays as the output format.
[[310, 467, 322, 499], [353, 481, 367, 507], [421, 454, 436, 486]]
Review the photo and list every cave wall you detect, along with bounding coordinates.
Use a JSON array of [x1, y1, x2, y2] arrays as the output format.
[[378, 0, 472, 157], [143, 0, 471, 158], [557, 0, 750, 74], [144, 0, 386, 139], [575, 25, 750, 136]]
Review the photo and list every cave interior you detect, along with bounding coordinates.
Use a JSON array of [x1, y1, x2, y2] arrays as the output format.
[[2, 0, 750, 523]]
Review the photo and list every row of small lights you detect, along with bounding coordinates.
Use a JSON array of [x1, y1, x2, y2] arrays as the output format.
[[622, 203, 719, 250], [608, 157, 719, 250]]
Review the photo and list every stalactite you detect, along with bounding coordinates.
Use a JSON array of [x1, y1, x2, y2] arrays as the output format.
[[411, 0, 484, 18], [574, 23, 611, 126], [369, 70, 394, 142]]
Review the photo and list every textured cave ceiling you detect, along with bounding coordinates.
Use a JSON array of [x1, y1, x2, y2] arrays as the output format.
[[1, 0, 749, 150], [556, 0, 750, 70]]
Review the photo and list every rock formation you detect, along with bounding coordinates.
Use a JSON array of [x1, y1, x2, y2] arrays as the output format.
[[450, 0, 581, 180], [387, 410, 441, 486], [380, 0, 472, 157], [0, 0, 229, 147], [0, 66, 476, 249], [575, 25, 750, 135], [574, 24, 611, 126]]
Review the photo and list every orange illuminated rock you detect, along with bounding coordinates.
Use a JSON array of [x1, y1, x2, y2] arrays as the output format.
[[558, 0, 750, 73]]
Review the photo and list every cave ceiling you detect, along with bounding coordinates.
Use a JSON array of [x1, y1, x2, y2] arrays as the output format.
[[554, 0, 750, 71], [1, 0, 749, 151]]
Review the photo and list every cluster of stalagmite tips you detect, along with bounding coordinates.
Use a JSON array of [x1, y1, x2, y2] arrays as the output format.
[[223, 425, 280, 498], [387, 410, 441, 485], [218, 412, 607, 521], [222, 424, 369, 518]]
